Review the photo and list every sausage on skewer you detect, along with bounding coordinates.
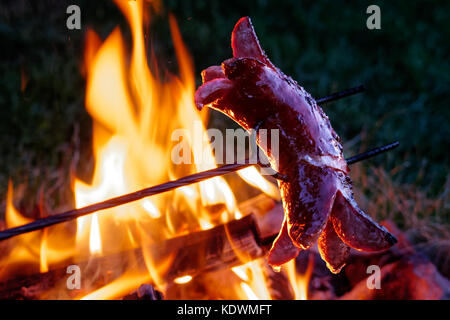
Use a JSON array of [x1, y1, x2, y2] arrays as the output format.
[[195, 17, 396, 273]]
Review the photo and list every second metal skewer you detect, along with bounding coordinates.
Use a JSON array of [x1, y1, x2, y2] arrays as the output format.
[[0, 141, 399, 242]]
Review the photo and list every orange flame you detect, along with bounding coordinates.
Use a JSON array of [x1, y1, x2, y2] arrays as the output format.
[[1, 182, 75, 281], [1, 0, 280, 299], [232, 261, 271, 300], [79, 272, 152, 300]]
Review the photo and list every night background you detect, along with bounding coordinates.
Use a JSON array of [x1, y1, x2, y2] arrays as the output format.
[[0, 0, 448, 277]]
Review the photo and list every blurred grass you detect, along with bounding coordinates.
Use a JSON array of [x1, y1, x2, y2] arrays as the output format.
[[0, 0, 448, 266]]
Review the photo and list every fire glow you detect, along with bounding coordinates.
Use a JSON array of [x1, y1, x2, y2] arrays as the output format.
[[0, 0, 311, 300]]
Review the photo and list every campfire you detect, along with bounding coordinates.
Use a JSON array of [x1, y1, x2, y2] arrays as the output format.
[[0, 1, 448, 301], [0, 1, 291, 300]]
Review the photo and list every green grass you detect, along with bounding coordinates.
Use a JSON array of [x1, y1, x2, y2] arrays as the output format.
[[0, 0, 448, 267]]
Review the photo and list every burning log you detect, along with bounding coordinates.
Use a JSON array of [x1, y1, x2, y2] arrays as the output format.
[[0, 141, 400, 299], [0, 195, 281, 299], [150, 213, 270, 280]]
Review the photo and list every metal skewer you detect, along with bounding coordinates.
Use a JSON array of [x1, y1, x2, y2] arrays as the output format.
[[0, 141, 398, 242], [346, 141, 399, 165], [0, 86, 368, 241]]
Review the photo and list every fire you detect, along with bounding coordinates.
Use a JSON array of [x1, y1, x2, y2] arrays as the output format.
[[72, 0, 277, 299], [237, 167, 280, 201], [286, 256, 314, 300], [232, 262, 271, 300], [0, 182, 75, 280], [89, 213, 102, 255], [1, 182, 37, 273], [79, 272, 152, 300], [40, 229, 48, 273], [1, 0, 280, 299]]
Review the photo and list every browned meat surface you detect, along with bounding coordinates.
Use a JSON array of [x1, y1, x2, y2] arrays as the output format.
[[195, 17, 396, 273]]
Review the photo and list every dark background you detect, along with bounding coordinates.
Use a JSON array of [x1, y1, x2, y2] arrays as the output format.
[[0, 1, 448, 260]]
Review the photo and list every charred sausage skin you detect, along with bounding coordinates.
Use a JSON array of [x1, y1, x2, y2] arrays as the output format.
[[195, 17, 396, 273]]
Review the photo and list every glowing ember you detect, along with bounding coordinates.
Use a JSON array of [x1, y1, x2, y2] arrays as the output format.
[[233, 261, 271, 300]]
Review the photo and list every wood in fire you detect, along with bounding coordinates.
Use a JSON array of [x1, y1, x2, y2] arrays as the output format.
[[0, 194, 281, 299]]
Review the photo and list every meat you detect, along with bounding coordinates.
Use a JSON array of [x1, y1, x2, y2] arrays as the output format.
[[318, 219, 351, 274], [267, 218, 300, 267], [194, 17, 396, 273]]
